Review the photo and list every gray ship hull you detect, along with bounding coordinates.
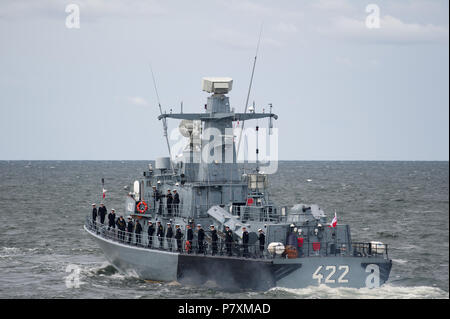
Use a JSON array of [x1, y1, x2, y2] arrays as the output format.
[[85, 226, 391, 290]]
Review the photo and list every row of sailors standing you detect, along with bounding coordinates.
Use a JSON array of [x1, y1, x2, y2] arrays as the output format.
[[91, 203, 266, 256], [145, 221, 266, 257], [151, 185, 180, 216]]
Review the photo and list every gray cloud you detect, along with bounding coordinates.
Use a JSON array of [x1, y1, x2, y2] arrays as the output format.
[[319, 15, 449, 44]]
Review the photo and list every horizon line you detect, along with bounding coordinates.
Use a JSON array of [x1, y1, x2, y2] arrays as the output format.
[[0, 159, 448, 162]]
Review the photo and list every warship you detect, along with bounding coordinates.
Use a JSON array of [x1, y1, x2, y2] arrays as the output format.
[[84, 77, 392, 290]]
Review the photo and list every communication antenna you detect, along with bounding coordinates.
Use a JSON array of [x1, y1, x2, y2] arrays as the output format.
[[268, 103, 273, 135], [236, 23, 263, 160], [149, 64, 175, 174], [254, 102, 260, 173]]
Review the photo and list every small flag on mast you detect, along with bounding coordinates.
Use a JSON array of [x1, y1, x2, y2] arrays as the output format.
[[329, 211, 337, 228], [101, 178, 106, 199]]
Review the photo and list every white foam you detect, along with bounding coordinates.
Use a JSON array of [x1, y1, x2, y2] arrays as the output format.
[[267, 284, 449, 299], [0, 246, 38, 257], [392, 259, 408, 264]]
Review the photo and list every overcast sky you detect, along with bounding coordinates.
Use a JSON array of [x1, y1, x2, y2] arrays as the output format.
[[0, 0, 448, 160]]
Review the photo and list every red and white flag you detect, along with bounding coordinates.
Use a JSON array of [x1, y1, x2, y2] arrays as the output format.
[[329, 211, 337, 228], [102, 188, 107, 199]]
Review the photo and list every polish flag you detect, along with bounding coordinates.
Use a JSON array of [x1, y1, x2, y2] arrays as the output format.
[[102, 188, 107, 199], [329, 211, 337, 228]]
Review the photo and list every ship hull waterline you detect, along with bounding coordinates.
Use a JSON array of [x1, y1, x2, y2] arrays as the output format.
[[85, 226, 392, 290]]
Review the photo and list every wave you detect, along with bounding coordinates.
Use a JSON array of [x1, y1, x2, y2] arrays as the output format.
[[94, 264, 118, 276], [392, 259, 408, 265], [0, 246, 39, 258], [76, 262, 145, 283], [266, 284, 449, 299]]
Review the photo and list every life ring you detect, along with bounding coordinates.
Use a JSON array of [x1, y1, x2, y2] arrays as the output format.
[[136, 201, 148, 213], [185, 240, 191, 251]]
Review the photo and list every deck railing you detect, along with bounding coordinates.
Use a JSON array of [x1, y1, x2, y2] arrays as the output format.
[[129, 203, 292, 223], [85, 217, 388, 259], [86, 217, 268, 259]]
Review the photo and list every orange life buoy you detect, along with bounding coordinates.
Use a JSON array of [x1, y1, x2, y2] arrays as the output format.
[[136, 201, 148, 213], [185, 240, 191, 251]]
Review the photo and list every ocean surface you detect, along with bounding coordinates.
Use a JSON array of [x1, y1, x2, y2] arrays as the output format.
[[0, 161, 448, 299]]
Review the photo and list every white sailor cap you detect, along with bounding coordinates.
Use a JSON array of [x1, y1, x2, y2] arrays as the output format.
[[258, 228, 262, 232], [111, 208, 115, 211], [157, 180, 161, 184], [167, 222, 171, 225], [210, 225, 214, 228], [175, 182, 179, 186], [175, 224, 180, 226], [92, 203, 96, 206], [173, 189, 177, 192], [127, 216, 132, 219], [197, 224, 201, 227]]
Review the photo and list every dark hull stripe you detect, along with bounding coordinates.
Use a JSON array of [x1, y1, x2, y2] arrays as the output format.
[[177, 254, 279, 290]]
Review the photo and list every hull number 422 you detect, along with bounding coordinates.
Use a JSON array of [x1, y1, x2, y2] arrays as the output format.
[[312, 265, 349, 284]]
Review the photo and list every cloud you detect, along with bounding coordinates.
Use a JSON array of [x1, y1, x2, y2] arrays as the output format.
[[0, 0, 166, 20], [318, 14, 449, 44], [310, 0, 354, 12], [127, 96, 149, 107]]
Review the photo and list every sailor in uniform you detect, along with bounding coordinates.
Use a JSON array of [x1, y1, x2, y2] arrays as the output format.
[[197, 224, 205, 254], [242, 226, 249, 257], [156, 221, 164, 248], [210, 225, 218, 255], [135, 219, 142, 246], [147, 221, 155, 248], [258, 229, 265, 257], [172, 189, 180, 216], [175, 224, 183, 252], [116, 216, 126, 242], [99, 203, 107, 224], [166, 222, 173, 251], [107, 208, 116, 231], [225, 225, 233, 256], [91, 204, 97, 229], [186, 224, 193, 254], [166, 189, 173, 216], [155, 182, 163, 215], [126, 217, 134, 244]]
